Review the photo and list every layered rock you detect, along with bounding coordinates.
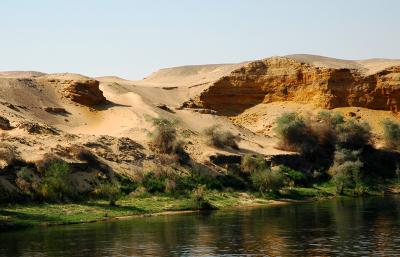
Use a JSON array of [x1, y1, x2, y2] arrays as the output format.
[[186, 57, 400, 114], [62, 79, 106, 106], [43, 75, 106, 106]]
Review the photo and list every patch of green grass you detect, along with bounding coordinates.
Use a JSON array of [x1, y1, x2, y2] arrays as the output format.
[[0, 192, 268, 230]]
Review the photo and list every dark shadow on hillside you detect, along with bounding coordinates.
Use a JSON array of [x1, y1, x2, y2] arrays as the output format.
[[91, 100, 131, 111]]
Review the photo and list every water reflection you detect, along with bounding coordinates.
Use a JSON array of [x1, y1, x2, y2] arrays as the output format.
[[0, 196, 399, 256]]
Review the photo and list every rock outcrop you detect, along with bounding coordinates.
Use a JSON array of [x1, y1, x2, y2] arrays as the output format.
[[186, 57, 400, 114], [43, 75, 106, 106]]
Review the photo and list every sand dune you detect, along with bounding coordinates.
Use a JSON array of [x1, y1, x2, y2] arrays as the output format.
[[0, 54, 398, 173]]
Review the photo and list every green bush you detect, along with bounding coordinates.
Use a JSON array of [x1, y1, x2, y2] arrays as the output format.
[[382, 119, 400, 150], [141, 172, 166, 193], [37, 160, 73, 202], [278, 165, 306, 186], [95, 180, 121, 206], [204, 125, 240, 150], [273, 112, 318, 155], [335, 119, 371, 150], [317, 111, 344, 127], [250, 169, 284, 193], [329, 149, 363, 195], [241, 154, 266, 174]]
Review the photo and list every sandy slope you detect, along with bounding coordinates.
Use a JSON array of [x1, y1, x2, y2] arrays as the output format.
[[0, 54, 399, 172]]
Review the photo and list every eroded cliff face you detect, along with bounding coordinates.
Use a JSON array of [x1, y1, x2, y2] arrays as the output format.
[[43, 77, 107, 106], [187, 57, 400, 114]]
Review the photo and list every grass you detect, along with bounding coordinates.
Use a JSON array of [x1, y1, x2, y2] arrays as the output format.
[[1, 181, 397, 231], [0, 191, 279, 230]]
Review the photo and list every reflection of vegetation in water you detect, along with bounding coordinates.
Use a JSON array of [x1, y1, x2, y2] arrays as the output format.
[[1, 196, 400, 257]]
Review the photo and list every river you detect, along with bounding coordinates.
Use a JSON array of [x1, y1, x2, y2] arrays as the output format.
[[1, 196, 400, 256]]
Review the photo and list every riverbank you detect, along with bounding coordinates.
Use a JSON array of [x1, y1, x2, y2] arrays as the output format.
[[1, 181, 398, 231]]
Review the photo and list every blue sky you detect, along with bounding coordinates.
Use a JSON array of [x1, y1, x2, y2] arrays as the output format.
[[1, 0, 399, 79]]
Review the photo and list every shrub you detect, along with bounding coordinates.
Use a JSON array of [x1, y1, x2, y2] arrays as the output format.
[[37, 160, 73, 201], [150, 118, 190, 164], [313, 111, 344, 149], [95, 180, 121, 206], [16, 167, 40, 199], [329, 149, 363, 195], [204, 125, 240, 149], [150, 118, 182, 154], [317, 111, 345, 127], [382, 119, 400, 150], [335, 119, 371, 150], [240, 154, 266, 174], [250, 169, 284, 193], [141, 172, 165, 193], [273, 112, 318, 155], [191, 185, 215, 210], [278, 165, 306, 186]]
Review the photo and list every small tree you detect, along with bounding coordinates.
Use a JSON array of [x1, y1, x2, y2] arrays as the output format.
[[38, 160, 72, 201], [240, 154, 266, 174], [250, 169, 284, 193], [329, 149, 363, 195], [95, 180, 121, 206], [382, 119, 400, 150], [335, 119, 371, 150], [273, 112, 318, 155], [204, 125, 240, 150]]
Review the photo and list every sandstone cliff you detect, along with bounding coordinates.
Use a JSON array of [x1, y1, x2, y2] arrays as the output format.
[[184, 56, 400, 114], [40, 74, 106, 106]]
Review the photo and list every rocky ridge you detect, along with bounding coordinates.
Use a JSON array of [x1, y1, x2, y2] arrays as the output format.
[[184, 56, 400, 114]]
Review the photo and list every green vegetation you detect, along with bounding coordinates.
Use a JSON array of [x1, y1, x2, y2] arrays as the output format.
[[93, 180, 121, 206], [382, 119, 400, 150], [37, 160, 73, 202], [1, 112, 400, 231], [250, 169, 284, 193], [273, 111, 399, 196]]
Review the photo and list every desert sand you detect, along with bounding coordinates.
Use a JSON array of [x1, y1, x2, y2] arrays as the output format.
[[0, 54, 399, 188]]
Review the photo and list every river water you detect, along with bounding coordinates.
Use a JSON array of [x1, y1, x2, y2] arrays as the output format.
[[1, 196, 400, 256]]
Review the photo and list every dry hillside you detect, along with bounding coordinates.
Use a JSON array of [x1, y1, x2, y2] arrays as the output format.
[[0, 54, 399, 194]]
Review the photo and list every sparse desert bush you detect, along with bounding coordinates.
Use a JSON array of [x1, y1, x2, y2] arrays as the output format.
[[204, 125, 240, 150], [240, 154, 266, 174], [335, 119, 371, 150], [150, 118, 182, 154], [94, 180, 121, 206], [37, 159, 73, 201], [382, 119, 400, 150], [274, 111, 372, 165], [317, 111, 345, 127], [273, 112, 318, 155], [329, 149, 363, 195], [250, 169, 284, 193], [150, 118, 189, 163], [312, 111, 344, 148]]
